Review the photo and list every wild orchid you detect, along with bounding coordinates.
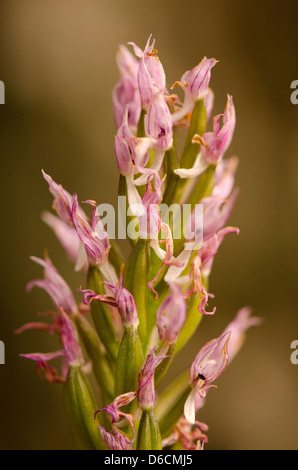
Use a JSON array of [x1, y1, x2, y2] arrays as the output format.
[[19, 35, 260, 450]]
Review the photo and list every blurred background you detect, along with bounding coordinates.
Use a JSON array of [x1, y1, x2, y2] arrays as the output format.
[[0, 0, 297, 450]]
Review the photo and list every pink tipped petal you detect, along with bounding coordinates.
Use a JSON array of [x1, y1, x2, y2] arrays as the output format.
[[42, 212, 88, 270], [20, 350, 65, 383], [134, 35, 166, 109], [20, 351, 64, 362], [15, 322, 52, 334], [198, 226, 239, 277], [41, 170, 75, 224], [114, 280, 139, 328], [222, 307, 263, 362], [212, 156, 239, 199], [204, 88, 214, 121], [182, 58, 218, 102], [96, 392, 137, 448], [98, 425, 134, 450], [200, 94, 236, 166], [172, 58, 217, 123], [114, 134, 134, 177], [138, 172, 163, 240], [71, 194, 110, 267], [112, 44, 141, 131], [27, 256, 77, 314], [144, 93, 173, 151], [201, 188, 239, 241]]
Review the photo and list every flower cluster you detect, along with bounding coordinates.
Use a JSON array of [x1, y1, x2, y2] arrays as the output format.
[[18, 35, 261, 450]]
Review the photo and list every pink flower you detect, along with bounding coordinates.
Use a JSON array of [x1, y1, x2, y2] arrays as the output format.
[[42, 212, 88, 271], [95, 392, 137, 450], [138, 171, 163, 240], [19, 350, 65, 383], [201, 191, 239, 241], [79, 273, 139, 328], [204, 87, 214, 122], [137, 347, 166, 410], [175, 95, 236, 179], [42, 170, 74, 224], [144, 93, 173, 151], [199, 94, 236, 165], [212, 156, 238, 199], [71, 195, 110, 268], [156, 283, 186, 344], [114, 112, 136, 177], [162, 416, 208, 450], [60, 309, 84, 368], [197, 226, 240, 278], [112, 45, 141, 131], [26, 255, 77, 314], [113, 283, 138, 329], [98, 426, 134, 450], [184, 331, 231, 423], [20, 309, 84, 382], [133, 93, 173, 185], [130, 35, 166, 109], [172, 58, 217, 123], [186, 256, 216, 316], [222, 307, 262, 362]]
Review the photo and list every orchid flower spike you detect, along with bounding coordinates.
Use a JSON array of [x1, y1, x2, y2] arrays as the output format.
[[23, 36, 254, 451]]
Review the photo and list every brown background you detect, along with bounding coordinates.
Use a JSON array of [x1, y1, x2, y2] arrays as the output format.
[[0, 0, 297, 449]]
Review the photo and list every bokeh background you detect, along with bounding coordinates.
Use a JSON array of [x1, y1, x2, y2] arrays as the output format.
[[0, 0, 297, 450]]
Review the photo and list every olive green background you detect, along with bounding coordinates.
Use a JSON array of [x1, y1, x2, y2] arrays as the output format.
[[0, 0, 297, 449]]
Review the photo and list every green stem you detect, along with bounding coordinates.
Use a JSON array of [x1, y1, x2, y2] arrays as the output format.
[[123, 239, 150, 347], [137, 109, 146, 138], [162, 147, 180, 208], [115, 326, 144, 405], [87, 266, 118, 362], [154, 343, 176, 387], [137, 409, 162, 450], [179, 99, 207, 170], [63, 366, 107, 450], [74, 314, 114, 401], [118, 174, 137, 248]]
